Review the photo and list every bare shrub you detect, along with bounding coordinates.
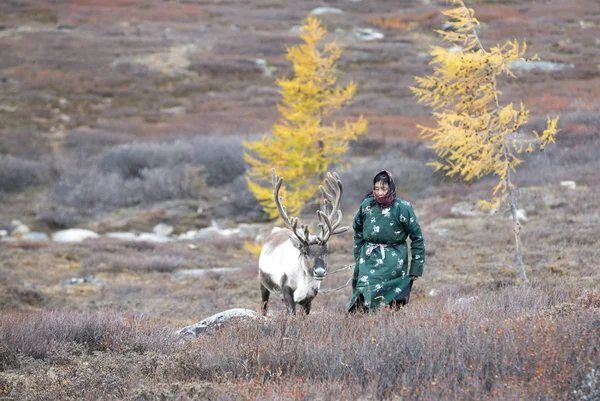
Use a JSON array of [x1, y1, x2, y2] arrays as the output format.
[[169, 283, 597, 400], [0, 311, 176, 369], [50, 163, 204, 211], [36, 205, 87, 229], [140, 165, 205, 202], [51, 167, 143, 209], [0, 155, 46, 193], [0, 284, 597, 400], [98, 137, 246, 186], [214, 175, 269, 222]]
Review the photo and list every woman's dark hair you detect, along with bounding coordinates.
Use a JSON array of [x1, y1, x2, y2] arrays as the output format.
[[363, 171, 392, 201], [373, 172, 390, 186]]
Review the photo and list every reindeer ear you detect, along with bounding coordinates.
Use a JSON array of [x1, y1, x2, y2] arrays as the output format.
[[288, 235, 304, 250]]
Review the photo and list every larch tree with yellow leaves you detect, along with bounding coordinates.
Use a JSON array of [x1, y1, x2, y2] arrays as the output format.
[[243, 15, 367, 220], [411, 0, 559, 282]]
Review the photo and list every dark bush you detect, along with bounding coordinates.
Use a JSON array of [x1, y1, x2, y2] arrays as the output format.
[[0, 155, 46, 193], [215, 175, 269, 222], [50, 162, 205, 211], [98, 137, 246, 186]]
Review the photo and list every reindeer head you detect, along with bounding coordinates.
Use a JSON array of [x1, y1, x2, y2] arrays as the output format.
[[272, 169, 349, 281]]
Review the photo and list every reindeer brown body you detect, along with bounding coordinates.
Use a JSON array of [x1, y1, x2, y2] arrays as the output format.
[[259, 170, 348, 315]]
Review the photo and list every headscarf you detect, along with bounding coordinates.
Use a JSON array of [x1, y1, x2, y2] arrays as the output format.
[[371, 170, 396, 209]]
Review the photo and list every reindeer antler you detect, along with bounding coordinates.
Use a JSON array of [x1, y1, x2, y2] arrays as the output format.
[[272, 169, 310, 247], [316, 172, 349, 244]]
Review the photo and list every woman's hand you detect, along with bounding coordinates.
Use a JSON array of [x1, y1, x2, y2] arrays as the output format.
[[411, 276, 419, 282]]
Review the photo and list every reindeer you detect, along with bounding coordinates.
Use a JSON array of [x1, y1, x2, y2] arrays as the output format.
[[259, 169, 349, 315]]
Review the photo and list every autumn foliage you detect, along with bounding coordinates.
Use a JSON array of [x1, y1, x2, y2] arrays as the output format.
[[243, 15, 367, 219], [412, 0, 560, 281]]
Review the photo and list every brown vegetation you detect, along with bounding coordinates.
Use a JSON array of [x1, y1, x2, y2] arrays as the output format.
[[1, 0, 599, 399]]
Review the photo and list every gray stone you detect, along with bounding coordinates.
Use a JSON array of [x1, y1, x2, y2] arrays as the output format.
[[353, 28, 384, 41], [509, 60, 573, 72], [152, 223, 174, 237], [21, 232, 50, 241], [177, 308, 263, 337], [560, 180, 576, 190], [138, 233, 174, 243], [52, 229, 100, 243], [310, 7, 344, 16], [10, 220, 30, 235], [63, 276, 102, 285], [173, 267, 242, 281], [105, 232, 139, 240]]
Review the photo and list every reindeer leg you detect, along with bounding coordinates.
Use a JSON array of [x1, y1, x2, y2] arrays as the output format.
[[300, 299, 312, 315], [260, 283, 270, 316], [282, 285, 296, 315]]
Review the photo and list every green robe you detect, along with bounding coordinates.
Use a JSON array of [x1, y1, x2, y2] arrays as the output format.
[[348, 197, 425, 310]]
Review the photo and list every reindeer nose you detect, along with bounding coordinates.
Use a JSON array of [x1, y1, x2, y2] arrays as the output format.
[[314, 267, 326, 279]]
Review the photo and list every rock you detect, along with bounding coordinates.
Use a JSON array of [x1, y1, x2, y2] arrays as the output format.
[[310, 7, 344, 15], [138, 233, 173, 243], [0, 230, 7, 237], [160, 106, 186, 116], [152, 223, 174, 237], [429, 289, 439, 297], [178, 220, 243, 240], [178, 230, 200, 240], [63, 276, 102, 285], [560, 180, 576, 190], [105, 232, 139, 240], [52, 229, 100, 243], [509, 60, 573, 72], [173, 267, 242, 281], [177, 308, 263, 337], [21, 232, 50, 241], [353, 28, 384, 41], [10, 220, 30, 235]]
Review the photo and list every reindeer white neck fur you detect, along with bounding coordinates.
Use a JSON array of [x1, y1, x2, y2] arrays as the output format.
[[259, 169, 348, 315]]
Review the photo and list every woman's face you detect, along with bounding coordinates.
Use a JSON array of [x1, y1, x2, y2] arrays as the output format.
[[373, 181, 389, 197]]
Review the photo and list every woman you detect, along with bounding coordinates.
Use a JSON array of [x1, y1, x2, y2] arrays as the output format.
[[348, 170, 425, 312]]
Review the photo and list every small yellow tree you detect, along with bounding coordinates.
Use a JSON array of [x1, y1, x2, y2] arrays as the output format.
[[411, 0, 559, 281], [244, 15, 367, 219]]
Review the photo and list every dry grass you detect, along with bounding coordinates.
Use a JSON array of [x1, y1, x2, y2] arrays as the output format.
[[1, 0, 600, 399], [0, 284, 598, 400]]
